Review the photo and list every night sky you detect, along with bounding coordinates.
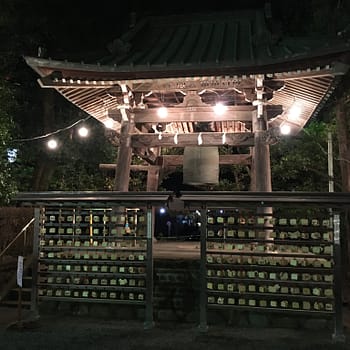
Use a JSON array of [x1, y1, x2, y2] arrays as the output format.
[[13, 0, 311, 60]]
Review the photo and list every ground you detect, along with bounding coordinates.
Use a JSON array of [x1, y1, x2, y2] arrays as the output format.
[[0, 306, 350, 350]]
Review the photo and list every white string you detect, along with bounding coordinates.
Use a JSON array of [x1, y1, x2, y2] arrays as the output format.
[[198, 132, 203, 145], [222, 132, 226, 144], [174, 132, 178, 145]]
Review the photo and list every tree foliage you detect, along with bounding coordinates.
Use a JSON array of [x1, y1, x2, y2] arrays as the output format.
[[0, 80, 18, 204], [270, 122, 335, 191], [20, 115, 117, 192]]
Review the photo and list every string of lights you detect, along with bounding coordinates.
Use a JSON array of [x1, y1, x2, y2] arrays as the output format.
[[13, 116, 91, 142]]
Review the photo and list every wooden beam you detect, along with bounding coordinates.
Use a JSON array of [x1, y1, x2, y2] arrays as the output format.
[[39, 76, 116, 88], [109, 105, 282, 123], [109, 105, 255, 123], [133, 148, 158, 164], [131, 132, 254, 147], [274, 64, 347, 80], [130, 77, 257, 91], [100, 164, 160, 171]]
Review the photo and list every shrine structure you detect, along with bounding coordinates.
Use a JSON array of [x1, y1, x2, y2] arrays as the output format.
[[8, 9, 350, 337], [24, 9, 350, 192]]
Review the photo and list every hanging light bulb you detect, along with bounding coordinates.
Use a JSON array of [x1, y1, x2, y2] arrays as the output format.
[[47, 139, 58, 149], [213, 102, 227, 116], [288, 104, 302, 120], [104, 118, 114, 129], [78, 126, 89, 137], [158, 132, 162, 140], [157, 107, 168, 118], [280, 124, 291, 135]]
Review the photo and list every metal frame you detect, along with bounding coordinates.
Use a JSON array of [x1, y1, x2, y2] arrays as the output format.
[[16, 191, 171, 330], [14, 190, 350, 340], [179, 191, 350, 342]]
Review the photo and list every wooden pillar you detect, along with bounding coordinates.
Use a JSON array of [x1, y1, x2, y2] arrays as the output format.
[[251, 121, 272, 192], [251, 76, 272, 192], [114, 116, 134, 191], [146, 149, 160, 244], [251, 108, 273, 242]]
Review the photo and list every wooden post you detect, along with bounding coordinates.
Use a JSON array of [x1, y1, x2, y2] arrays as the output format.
[[146, 160, 159, 244], [114, 116, 134, 191], [199, 206, 208, 332], [31, 208, 40, 317], [251, 89, 273, 237], [144, 205, 154, 329], [332, 213, 345, 342], [251, 75, 272, 192]]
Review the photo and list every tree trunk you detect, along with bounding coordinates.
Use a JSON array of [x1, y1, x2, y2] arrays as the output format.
[[31, 90, 56, 191], [32, 156, 56, 191]]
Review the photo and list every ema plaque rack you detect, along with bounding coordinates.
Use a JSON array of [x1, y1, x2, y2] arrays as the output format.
[[37, 207, 148, 304], [205, 209, 335, 313]]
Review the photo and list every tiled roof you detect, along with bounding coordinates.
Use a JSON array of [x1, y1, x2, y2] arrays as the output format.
[[99, 10, 350, 77]]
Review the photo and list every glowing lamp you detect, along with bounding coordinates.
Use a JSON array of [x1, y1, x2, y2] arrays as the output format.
[[47, 139, 58, 149], [104, 119, 114, 129], [280, 124, 291, 135], [157, 107, 168, 118], [213, 103, 227, 116], [78, 126, 89, 137]]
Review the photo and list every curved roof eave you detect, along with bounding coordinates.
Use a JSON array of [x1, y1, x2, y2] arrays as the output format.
[[24, 48, 350, 82]]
